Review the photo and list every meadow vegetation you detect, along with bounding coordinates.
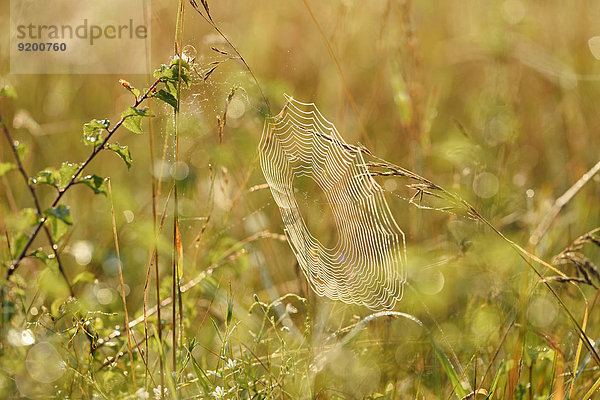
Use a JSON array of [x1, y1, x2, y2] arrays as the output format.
[[1, 0, 599, 398]]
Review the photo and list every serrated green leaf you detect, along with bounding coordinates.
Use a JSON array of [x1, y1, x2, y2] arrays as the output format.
[[29, 169, 59, 187], [44, 205, 72, 225], [0, 85, 17, 99], [0, 162, 16, 177], [164, 80, 178, 98], [154, 62, 183, 83], [122, 115, 142, 133], [44, 205, 72, 240], [153, 59, 191, 89], [154, 89, 178, 109], [58, 162, 81, 188], [78, 174, 107, 195], [153, 63, 174, 81], [73, 271, 95, 284], [120, 107, 151, 134], [83, 119, 110, 147], [170, 58, 192, 87], [107, 143, 132, 168]]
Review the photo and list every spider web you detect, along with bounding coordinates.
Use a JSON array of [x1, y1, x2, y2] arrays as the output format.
[[259, 96, 407, 310]]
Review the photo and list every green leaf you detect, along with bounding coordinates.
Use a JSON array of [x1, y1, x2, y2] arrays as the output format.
[[120, 107, 152, 134], [154, 89, 178, 109], [152, 60, 191, 111], [14, 141, 28, 161], [83, 119, 110, 147], [11, 233, 29, 259], [44, 205, 72, 225], [122, 116, 142, 133], [30, 248, 49, 263], [18, 208, 40, 229], [582, 375, 600, 400], [119, 79, 140, 98], [8, 208, 40, 258], [433, 342, 469, 398], [130, 107, 153, 117], [44, 205, 72, 240], [226, 293, 233, 327], [73, 271, 95, 284], [107, 143, 132, 168], [28, 248, 60, 273], [153, 59, 191, 87], [164, 80, 178, 98], [50, 297, 63, 318], [78, 174, 107, 195], [153, 63, 174, 81], [0, 162, 16, 177], [211, 318, 223, 342], [514, 384, 526, 400], [171, 58, 192, 87], [0, 84, 17, 99], [58, 162, 81, 188], [487, 360, 504, 398], [29, 169, 59, 187], [187, 345, 211, 392]]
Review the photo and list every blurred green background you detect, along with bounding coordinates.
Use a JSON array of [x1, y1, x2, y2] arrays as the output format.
[[1, 0, 600, 398]]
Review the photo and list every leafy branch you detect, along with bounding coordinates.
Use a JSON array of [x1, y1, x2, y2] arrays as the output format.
[[1, 59, 191, 284], [0, 109, 73, 296]]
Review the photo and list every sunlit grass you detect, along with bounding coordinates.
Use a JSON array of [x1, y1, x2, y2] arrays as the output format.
[[1, 0, 600, 398]]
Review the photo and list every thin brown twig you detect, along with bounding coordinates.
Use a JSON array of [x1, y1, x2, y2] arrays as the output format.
[[188, 0, 271, 115], [0, 114, 74, 295], [5, 78, 162, 278]]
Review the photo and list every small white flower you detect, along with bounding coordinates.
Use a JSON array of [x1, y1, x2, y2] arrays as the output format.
[[153, 386, 164, 400], [211, 386, 226, 399], [135, 388, 150, 400], [225, 358, 237, 370]]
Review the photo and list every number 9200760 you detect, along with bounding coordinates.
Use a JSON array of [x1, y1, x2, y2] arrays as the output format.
[[17, 42, 67, 52]]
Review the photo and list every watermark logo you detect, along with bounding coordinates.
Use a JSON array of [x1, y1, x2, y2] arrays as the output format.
[[10, 0, 151, 74]]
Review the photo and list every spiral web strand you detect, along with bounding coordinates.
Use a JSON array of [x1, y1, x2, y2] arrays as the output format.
[[259, 96, 407, 310]]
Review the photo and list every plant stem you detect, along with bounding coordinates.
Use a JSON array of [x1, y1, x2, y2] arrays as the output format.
[[173, 1, 185, 389], [188, 0, 271, 115], [0, 113, 74, 295], [107, 179, 137, 390], [5, 78, 162, 279]]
